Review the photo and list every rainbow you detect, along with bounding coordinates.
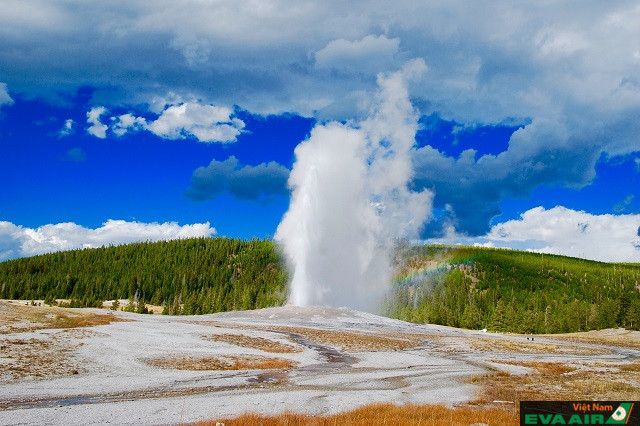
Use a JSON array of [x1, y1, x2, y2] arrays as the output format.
[[392, 261, 449, 287]]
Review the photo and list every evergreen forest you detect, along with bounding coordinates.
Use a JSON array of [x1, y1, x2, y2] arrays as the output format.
[[383, 244, 640, 333], [0, 238, 287, 314], [1, 238, 639, 333]]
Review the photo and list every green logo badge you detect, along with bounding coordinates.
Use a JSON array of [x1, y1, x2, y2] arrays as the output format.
[[606, 403, 634, 424]]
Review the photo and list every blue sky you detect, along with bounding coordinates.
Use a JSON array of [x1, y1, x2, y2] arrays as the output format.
[[1, 1, 639, 262]]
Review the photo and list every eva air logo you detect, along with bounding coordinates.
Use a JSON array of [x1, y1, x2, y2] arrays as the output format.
[[521, 401, 638, 425], [607, 403, 634, 424]]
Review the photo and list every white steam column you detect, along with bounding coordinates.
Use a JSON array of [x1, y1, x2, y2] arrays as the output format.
[[275, 60, 433, 312]]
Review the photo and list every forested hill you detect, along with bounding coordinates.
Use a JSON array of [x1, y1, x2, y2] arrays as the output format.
[[383, 245, 640, 333], [1, 239, 639, 333], [0, 238, 287, 314]]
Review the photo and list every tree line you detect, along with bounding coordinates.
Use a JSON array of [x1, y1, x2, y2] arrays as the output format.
[[383, 245, 640, 333], [0, 237, 287, 314], [2, 238, 639, 332]]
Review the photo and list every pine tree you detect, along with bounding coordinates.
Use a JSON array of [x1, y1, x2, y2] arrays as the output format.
[[136, 297, 148, 314], [461, 304, 483, 330], [490, 300, 507, 332], [124, 295, 135, 312]]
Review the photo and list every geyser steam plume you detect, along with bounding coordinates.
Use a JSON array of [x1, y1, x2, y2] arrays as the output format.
[[275, 60, 433, 312]]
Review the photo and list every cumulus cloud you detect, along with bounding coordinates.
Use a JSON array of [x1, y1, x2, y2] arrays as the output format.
[[170, 33, 211, 66], [2, 2, 640, 237], [111, 113, 147, 137], [1, 2, 638, 131], [487, 207, 640, 262], [58, 118, 75, 137], [87, 101, 244, 143], [0, 82, 13, 106], [428, 206, 640, 263], [86, 106, 108, 138], [411, 114, 627, 236], [0, 221, 23, 260], [315, 34, 400, 74], [0, 219, 216, 261], [185, 156, 289, 201], [2, 2, 637, 119], [146, 102, 244, 143]]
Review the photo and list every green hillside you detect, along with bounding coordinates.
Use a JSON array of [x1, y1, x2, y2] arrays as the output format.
[[0, 238, 287, 314], [383, 244, 640, 333], [1, 239, 639, 332]]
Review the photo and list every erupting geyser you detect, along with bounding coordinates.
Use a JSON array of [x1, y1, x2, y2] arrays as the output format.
[[275, 60, 433, 312]]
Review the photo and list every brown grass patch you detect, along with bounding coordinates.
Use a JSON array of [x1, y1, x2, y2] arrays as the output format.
[[197, 403, 518, 426], [619, 360, 640, 372], [0, 332, 84, 382], [0, 301, 126, 334], [187, 320, 421, 352], [272, 326, 419, 352], [467, 337, 610, 355], [146, 354, 296, 371], [426, 335, 609, 356], [471, 359, 640, 405], [207, 333, 302, 353], [542, 329, 640, 350], [490, 359, 576, 375]]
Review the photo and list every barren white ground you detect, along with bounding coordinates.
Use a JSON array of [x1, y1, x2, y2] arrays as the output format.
[[1, 304, 639, 425]]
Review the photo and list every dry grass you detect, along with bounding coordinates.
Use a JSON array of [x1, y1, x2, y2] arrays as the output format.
[[207, 333, 302, 353], [272, 326, 420, 352], [471, 359, 640, 405], [180, 319, 236, 328], [618, 360, 640, 372], [197, 403, 518, 426], [0, 331, 85, 382], [542, 328, 640, 350], [189, 321, 420, 352], [0, 301, 125, 334], [489, 359, 576, 375], [472, 338, 610, 355], [459, 336, 609, 355], [146, 354, 296, 371]]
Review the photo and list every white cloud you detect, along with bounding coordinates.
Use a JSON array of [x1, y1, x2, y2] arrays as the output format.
[[170, 32, 211, 66], [2, 2, 640, 236], [1, 2, 638, 130], [146, 102, 244, 143], [315, 34, 400, 74], [111, 113, 147, 137], [88, 101, 245, 143], [0, 221, 23, 260], [86, 106, 108, 138], [0, 219, 216, 261], [535, 29, 588, 57], [148, 92, 186, 114], [428, 206, 640, 263], [0, 82, 13, 106], [58, 118, 74, 137], [2, 1, 637, 120]]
